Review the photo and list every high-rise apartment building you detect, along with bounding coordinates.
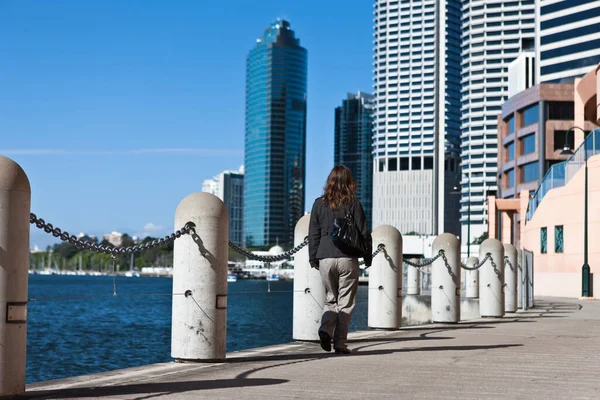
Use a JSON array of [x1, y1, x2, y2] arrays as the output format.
[[244, 20, 307, 246], [536, 0, 600, 83], [334, 92, 375, 230], [202, 167, 245, 245], [460, 0, 535, 244], [372, 0, 461, 236]]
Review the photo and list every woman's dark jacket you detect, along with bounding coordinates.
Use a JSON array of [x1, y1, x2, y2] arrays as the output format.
[[308, 197, 373, 269]]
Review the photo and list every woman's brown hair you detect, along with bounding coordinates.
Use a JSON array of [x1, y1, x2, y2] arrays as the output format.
[[321, 165, 357, 209]]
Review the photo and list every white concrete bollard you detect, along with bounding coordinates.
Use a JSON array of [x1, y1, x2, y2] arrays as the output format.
[[369, 226, 403, 329], [431, 233, 461, 323], [292, 214, 326, 341], [0, 156, 30, 397], [517, 248, 523, 309], [479, 238, 505, 318], [465, 257, 479, 299], [504, 244, 518, 313], [172, 192, 228, 361], [406, 258, 420, 295]]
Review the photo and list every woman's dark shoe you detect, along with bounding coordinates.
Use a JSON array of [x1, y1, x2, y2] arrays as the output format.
[[334, 347, 352, 355], [318, 331, 331, 352]]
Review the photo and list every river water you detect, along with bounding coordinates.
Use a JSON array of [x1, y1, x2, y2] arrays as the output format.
[[26, 275, 370, 383]]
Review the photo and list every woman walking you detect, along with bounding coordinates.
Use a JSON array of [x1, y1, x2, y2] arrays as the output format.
[[308, 165, 372, 354]]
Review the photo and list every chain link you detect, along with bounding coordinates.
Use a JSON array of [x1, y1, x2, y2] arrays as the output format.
[[359, 244, 385, 267], [30, 213, 193, 255], [504, 256, 515, 271], [489, 254, 502, 278], [461, 254, 490, 271], [403, 251, 442, 268], [228, 238, 308, 262]]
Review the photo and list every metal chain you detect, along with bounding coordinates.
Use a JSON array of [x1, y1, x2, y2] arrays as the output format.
[[489, 254, 502, 278], [359, 244, 385, 267], [504, 256, 515, 271], [461, 254, 491, 271], [403, 251, 442, 268], [30, 213, 193, 255], [228, 237, 308, 262], [438, 250, 457, 278]]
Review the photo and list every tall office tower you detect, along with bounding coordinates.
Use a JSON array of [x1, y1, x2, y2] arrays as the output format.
[[244, 20, 307, 247], [372, 0, 462, 236], [508, 52, 536, 99], [460, 0, 535, 244], [536, 0, 600, 83], [202, 167, 245, 245], [334, 92, 375, 230]]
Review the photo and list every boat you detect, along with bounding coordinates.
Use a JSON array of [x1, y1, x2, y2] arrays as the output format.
[[227, 274, 237, 282], [266, 274, 279, 281]]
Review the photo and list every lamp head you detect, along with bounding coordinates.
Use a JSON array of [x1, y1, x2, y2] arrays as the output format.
[[560, 145, 574, 156]]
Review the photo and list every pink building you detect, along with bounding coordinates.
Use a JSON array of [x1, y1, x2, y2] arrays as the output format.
[[489, 64, 600, 298]]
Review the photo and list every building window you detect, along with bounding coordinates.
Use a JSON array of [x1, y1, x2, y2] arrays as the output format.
[[541, 227, 547, 254], [400, 157, 409, 171], [412, 156, 421, 170], [424, 156, 434, 170], [507, 115, 515, 134], [523, 104, 539, 127], [507, 143, 515, 161], [388, 158, 398, 171], [522, 134, 536, 154], [507, 169, 515, 187], [523, 161, 539, 183], [379, 159, 385, 172], [553, 130, 575, 152], [548, 102, 575, 120], [555, 225, 564, 253]]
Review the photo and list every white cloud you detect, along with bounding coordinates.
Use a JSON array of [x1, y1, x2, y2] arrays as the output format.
[[137, 222, 166, 238], [143, 222, 164, 232]]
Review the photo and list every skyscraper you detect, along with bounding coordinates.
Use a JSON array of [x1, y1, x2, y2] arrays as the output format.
[[334, 92, 375, 230], [372, 0, 461, 236], [536, 0, 600, 83], [244, 20, 308, 247], [202, 167, 245, 245], [460, 0, 535, 243]]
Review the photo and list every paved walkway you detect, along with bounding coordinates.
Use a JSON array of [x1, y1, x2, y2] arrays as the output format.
[[23, 297, 600, 400]]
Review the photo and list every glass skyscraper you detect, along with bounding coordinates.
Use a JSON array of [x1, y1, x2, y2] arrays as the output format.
[[334, 92, 374, 230], [244, 20, 308, 247]]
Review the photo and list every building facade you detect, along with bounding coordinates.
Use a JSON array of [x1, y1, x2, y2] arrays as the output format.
[[244, 20, 307, 247], [372, 0, 461, 236], [202, 167, 245, 245], [536, 0, 600, 84], [334, 92, 374, 230], [460, 0, 536, 245]]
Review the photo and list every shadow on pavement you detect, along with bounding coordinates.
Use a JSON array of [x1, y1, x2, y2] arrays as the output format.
[[21, 378, 288, 400]]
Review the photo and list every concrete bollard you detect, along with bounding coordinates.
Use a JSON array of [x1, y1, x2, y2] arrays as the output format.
[[465, 257, 479, 298], [504, 244, 518, 313], [0, 156, 30, 397], [292, 214, 326, 341], [172, 192, 228, 361], [517, 248, 523, 309], [369, 225, 402, 329], [431, 233, 461, 323], [406, 258, 421, 295], [479, 238, 505, 318]]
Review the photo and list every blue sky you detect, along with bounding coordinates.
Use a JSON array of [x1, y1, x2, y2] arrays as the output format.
[[0, 0, 373, 249]]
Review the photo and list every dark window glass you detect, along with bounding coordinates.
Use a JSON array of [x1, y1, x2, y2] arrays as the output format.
[[523, 161, 539, 183], [522, 134, 536, 154], [542, 38, 600, 61], [555, 225, 564, 253], [548, 102, 574, 120], [399, 157, 409, 171], [379, 159, 385, 172], [523, 104, 539, 126], [412, 156, 421, 170], [541, 7, 600, 30], [542, 22, 600, 46], [507, 143, 515, 161], [541, 227, 547, 254], [507, 169, 515, 187], [507, 115, 515, 134], [424, 156, 434, 170], [542, 0, 598, 16], [388, 158, 398, 171], [541, 54, 600, 76], [553, 130, 575, 152]]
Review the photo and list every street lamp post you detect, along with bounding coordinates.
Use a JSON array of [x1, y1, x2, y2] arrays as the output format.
[[561, 126, 591, 298]]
